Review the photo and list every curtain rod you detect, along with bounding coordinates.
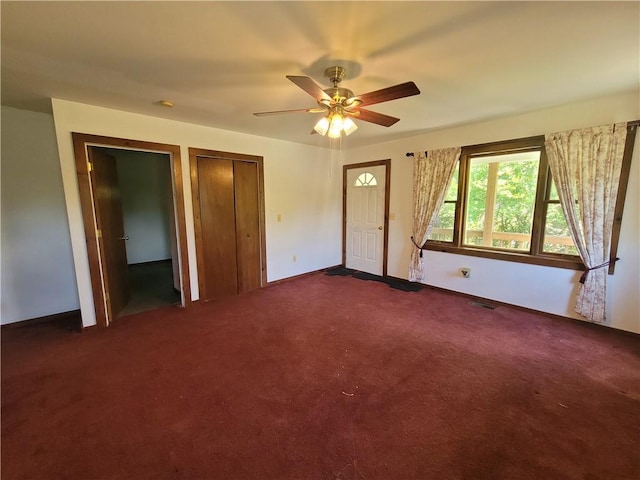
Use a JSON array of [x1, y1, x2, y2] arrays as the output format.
[[405, 120, 639, 158]]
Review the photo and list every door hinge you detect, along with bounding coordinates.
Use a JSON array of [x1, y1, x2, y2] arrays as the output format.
[[87, 161, 93, 172], [97, 229, 102, 239]]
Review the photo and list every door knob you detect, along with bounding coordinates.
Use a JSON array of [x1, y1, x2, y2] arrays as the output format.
[[118, 236, 129, 240], [378, 226, 383, 230]]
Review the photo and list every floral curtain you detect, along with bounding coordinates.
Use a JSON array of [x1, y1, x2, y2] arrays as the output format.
[[409, 147, 461, 282], [544, 123, 627, 322]]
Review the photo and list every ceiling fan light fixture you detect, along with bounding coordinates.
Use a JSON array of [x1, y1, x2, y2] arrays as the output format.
[[327, 114, 345, 138], [342, 116, 358, 136], [314, 116, 330, 135], [314, 111, 358, 138]]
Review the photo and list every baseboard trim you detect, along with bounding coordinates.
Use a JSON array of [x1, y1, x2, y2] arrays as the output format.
[[11, 273, 633, 338], [406, 279, 638, 337], [1, 309, 82, 331], [266, 265, 342, 287]]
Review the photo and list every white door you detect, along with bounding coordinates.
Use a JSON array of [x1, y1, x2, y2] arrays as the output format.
[[345, 165, 386, 275]]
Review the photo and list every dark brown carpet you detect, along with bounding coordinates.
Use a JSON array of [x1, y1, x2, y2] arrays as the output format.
[[2, 273, 639, 479]]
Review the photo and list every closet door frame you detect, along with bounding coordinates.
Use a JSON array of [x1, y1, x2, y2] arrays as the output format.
[[189, 148, 267, 302]]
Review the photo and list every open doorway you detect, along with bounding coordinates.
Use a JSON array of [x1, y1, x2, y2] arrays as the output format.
[[100, 148, 181, 317], [72, 133, 191, 327]]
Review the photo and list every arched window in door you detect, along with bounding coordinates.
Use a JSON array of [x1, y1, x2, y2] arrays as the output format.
[[354, 172, 378, 187]]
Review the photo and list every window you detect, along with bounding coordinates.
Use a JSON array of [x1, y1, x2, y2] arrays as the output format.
[[354, 172, 377, 187], [428, 163, 458, 242], [425, 136, 583, 269], [462, 150, 542, 251], [541, 181, 579, 256]]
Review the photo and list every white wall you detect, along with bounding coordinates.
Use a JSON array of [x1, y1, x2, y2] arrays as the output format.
[[1, 106, 79, 324], [113, 150, 173, 264], [51, 99, 343, 328], [608, 132, 640, 333], [344, 91, 640, 333], [6, 92, 637, 333]]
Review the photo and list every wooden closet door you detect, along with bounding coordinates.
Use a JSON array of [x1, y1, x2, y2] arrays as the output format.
[[197, 158, 238, 299], [233, 161, 261, 293]]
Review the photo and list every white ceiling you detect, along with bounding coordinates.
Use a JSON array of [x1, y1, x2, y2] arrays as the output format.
[[2, 1, 638, 149]]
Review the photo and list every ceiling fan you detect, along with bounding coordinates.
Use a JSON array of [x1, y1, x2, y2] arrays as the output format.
[[253, 66, 421, 139]]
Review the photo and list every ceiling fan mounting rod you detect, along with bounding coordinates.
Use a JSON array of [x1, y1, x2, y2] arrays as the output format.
[[325, 66, 346, 87]]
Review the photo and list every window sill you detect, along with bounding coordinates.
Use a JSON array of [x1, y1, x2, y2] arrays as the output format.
[[423, 243, 584, 271]]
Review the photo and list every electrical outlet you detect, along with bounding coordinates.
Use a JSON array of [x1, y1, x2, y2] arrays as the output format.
[[460, 268, 471, 278]]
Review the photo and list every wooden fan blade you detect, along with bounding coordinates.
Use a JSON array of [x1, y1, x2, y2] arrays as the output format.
[[286, 75, 332, 102], [356, 81, 420, 107], [253, 107, 326, 116], [353, 108, 400, 127]]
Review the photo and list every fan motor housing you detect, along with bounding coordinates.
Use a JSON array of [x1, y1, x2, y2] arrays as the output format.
[[324, 87, 354, 102]]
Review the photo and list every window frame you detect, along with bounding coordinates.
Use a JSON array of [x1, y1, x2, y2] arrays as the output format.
[[423, 127, 637, 272]]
